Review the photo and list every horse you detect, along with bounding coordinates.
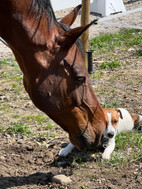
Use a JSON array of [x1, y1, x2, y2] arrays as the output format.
[[0, 0, 106, 151]]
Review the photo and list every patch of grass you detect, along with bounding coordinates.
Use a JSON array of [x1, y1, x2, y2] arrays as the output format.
[[12, 83, 18, 88], [45, 123, 53, 130], [24, 114, 50, 124], [102, 99, 121, 108], [36, 133, 49, 142], [90, 29, 142, 53], [138, 80, 142, 84], [102, 130, 142, 167], [136, 49, 142, 56], [0, 59, 22, 83], [6, 122, 33, 136], [115, 130, 142, 151], [10, 74, 23, 82], [0, 58, 17, 65], [101, 88, 107, 95], [12, 115, 20, 119], [0, 106, 10, 110], [81, 185, 85, 189], [99, 61, 121, 70], [90, 70, 103, 79], [0, 125, 5, 133]]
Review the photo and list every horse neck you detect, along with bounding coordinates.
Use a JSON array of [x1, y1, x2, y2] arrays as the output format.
[[0, 0, 59, 75]]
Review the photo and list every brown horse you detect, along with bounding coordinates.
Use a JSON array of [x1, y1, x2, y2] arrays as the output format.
[[0, 0, 106, 151]]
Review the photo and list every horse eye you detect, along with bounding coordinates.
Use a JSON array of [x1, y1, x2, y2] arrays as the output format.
[[76, 76, 86, 83]]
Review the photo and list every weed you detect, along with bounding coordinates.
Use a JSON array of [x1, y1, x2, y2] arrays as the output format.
[[90, 70, 103, 79], [0, 106, 10, 110], [101, 88, 107, 95], [0, 58, 17, 64], [36, 133, 49, 142], [45, 123, 53, 130], [136, 49, 142, 56], [12, 115, 20, 119], [99, 61, 121, 70], [81, 185, 85, 189], [12, 83, 18, 88], [24, 114, 50, 124], [102, 99, 121, 108], [6, 122, 33, 136], [0, 125, 5, 133]]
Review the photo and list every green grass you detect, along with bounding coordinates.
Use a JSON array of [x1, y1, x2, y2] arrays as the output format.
[[0, 125, 5, 133], [115, 130, 142, 151], [36, 133, 49, 142], [0, 106, 10, 110], [0, 58, 22, 81], [136, 49, 142, 56], [90, 29, 142, 53], [102, 99, 121, 108], [89, 29, 142, 80], [45, 123, 53, 130], [24, 114, 50, 124], [90, 70, 103, 79], [0, 58, 17, 66], [6, 122, 33, 136], [108, 130, 142, 166], [99, 61, 121, 69]]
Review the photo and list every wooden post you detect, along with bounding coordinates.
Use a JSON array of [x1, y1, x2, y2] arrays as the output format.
[[81, 0, 90, 68]]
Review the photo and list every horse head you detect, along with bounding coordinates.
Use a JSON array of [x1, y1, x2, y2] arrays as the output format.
[[0, 0, 106, 151]]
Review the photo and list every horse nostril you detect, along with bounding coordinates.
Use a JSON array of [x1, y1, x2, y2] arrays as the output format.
[[107, 132, 114, 138]]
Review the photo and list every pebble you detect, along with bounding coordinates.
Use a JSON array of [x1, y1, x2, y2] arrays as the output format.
[[127, 48, 135, 52], [90, 154, 96, 158], [57, 161, 67, 167], [0, 155, 6, 161], [52, 174, 72, 185], [0, 95, 7, 101]]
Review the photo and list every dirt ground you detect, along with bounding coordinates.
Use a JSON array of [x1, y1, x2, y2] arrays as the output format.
[[0, 1, 142, 189]]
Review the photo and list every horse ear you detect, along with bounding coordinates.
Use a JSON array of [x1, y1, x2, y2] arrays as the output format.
[[60, 4, 82, 26], [61, 19, 98, 48]]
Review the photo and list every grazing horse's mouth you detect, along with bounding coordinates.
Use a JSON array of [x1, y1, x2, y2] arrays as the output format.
[[69, 122, 102, 151]]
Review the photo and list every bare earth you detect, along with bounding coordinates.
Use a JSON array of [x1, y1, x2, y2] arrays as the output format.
[[0, 1, 142, 189]]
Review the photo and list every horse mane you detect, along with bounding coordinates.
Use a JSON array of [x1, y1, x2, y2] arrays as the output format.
[[30, 0, 56, 26], [30, 0, 84, 56]]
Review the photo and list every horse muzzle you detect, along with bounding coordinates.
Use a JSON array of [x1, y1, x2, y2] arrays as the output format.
[[69, 125, 100, 151]]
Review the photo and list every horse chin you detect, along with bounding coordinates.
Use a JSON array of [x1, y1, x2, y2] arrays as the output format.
[[69, 125, 98, 151]]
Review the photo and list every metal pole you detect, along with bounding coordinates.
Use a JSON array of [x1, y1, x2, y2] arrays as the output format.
[[87, 50, 94, 74], [81, 0, 90, 68]]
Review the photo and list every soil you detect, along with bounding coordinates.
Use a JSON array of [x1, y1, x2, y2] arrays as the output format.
[[0, 1, 142, 189]]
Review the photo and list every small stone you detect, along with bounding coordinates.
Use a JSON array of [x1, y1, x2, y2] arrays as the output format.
[[0, 95, 6, 101], [127, 48, 135, 52], [57, 161, 67, 167], [52, 174, 72, 185], [90, 154, 95, 158], [0, 155, 6, 161]]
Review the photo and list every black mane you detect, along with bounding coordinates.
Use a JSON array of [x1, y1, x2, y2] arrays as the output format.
[[30, 0, 56, 25]]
